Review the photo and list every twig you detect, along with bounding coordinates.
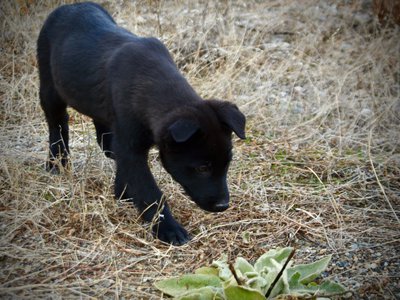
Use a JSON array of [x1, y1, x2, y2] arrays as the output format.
[[229, 262, 243, 286], [265, 248, 296, 298], [368, 130, 400, 223]]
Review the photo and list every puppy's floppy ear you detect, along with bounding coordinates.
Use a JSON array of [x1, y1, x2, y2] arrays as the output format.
[[168, 119, 199, 143], [207, 100, 246, 139]]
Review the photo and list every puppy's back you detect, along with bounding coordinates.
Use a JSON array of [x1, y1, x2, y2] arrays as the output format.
[[40, 2, 116, 38]]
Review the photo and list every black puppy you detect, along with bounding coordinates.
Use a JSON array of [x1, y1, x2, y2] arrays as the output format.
[[37, 2, 246, 245]]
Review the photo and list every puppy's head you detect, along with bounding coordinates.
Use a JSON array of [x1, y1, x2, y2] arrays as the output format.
[[156, 100, 246, 212]]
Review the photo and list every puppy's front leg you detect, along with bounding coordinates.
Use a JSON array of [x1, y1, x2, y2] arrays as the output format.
[[144, 199, 191, 246], [114, 143, 190, 245]]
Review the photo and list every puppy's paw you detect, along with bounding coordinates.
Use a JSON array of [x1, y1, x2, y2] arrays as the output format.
[[153, 219, 191, 246], [46, 157, 70, 174]]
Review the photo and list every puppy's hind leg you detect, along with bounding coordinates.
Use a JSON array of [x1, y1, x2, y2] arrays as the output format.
[[40, 86, 70, 173]]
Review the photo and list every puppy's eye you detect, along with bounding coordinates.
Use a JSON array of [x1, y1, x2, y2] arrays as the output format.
[[195, 163, 212, 174]]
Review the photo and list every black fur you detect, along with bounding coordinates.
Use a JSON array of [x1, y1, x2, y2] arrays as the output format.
[[37, 2, 246, 245]]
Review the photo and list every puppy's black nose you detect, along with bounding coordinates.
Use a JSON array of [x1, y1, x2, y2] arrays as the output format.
[[212, 202, 229, 212]]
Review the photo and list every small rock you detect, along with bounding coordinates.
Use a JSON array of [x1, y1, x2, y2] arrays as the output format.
[[293, 86, 305, 95], [336, 261, 349, 268], [360, 108, 372, 118], [367, 263, 378, 269], [354, 12, 372, 24], [350, 243, 359, 250]]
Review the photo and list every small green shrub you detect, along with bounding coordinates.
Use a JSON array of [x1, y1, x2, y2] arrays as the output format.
[[154, 247, 346, 299]]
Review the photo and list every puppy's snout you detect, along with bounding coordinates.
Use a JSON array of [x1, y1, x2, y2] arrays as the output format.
[[212, 202, 229, 212]]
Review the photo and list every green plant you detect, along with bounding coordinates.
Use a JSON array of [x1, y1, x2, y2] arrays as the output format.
[[154, 247, 346, 299]]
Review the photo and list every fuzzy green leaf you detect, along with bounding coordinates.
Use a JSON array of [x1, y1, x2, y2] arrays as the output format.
[[212, 258, 233, 281], [287, 255, 331, 284], [195, 266, 220, 277], [177, 287, 225, 300], [154, 274, 222, 297], [254, 247, 294, 273], [235, 257, 255, 275], [224, 285, 266, 300], [261, 258, 288, 296], [318, 280, 346, 294], [273, 280, 346, 298]]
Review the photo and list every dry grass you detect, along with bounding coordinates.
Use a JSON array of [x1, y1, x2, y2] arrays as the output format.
[[0, 0, 399, 299]]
